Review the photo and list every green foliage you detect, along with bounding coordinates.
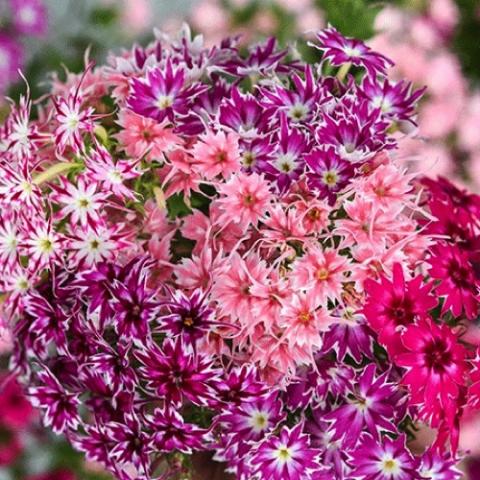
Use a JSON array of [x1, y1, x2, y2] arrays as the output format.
[[316, 0, 382, 39]]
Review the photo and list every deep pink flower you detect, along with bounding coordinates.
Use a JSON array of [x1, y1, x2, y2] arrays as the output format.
[[0, 373, 33, 429], [363, 263, 437, 355], [428, 243, 480, 319], [396, 318, 467, 412], [0, 34, 23, 92]]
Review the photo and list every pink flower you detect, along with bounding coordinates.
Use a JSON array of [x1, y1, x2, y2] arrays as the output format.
[[291, 246, 349, 306], [192, 130, 241, 179], [217, 172, 273, 231], [279, 292, 332, 352], [115, 110, 182, 161]]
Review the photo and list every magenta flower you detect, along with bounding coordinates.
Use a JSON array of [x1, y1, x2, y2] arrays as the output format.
[[147, 407, 207, 454], [128, 60, 207, 123], [324, 364, 399, 447], [250, 424, 319, 480], [215, 365, 268, 405], [363, 263, 437, 355], [159, 288, 217, 345], [0, 34, 23, 92], [360, 77, 425, 124], [350, 434, 419, 480], [418, 449, 462, 480], [135, 338, 219, 406], [312, 27, 393, 77], [28, 369, 80, 434], [10, 0, 48, 36], [428, 243, 480, 319], [109, 257, 160, 341]]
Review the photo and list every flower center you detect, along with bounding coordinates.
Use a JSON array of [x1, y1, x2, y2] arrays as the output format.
[[298, 311, 312, 324], [183, 316, 194, 327], [380, 457, 400, 474], [242, 151, 256, 167], [276, 445, 292, 462], [316, 268, 330, 281], [156, 94, 174, 109], [322, 170, 338, 186]]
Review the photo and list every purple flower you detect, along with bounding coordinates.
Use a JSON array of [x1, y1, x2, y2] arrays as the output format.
[[324, 364, 399, 447], [128, 60, 207, 123], [260, 66, 328, 123], [350, 434, 420, 480], [109, 257, 160, 342], [28, 369, 80, 434], [72, 262, 122, 329], [135, 338, 218, 406], [218, 87, 274, 137], [147, 407, 207, 453], [0, 34, 23, 92], [250, 424, 319, 480], [312, 27, 393, 77], [10, 0, 48, 37], [107, 413, 151, 473], [321, 307, 373, 362], [217, 391, 284, 443], [305, 408, 350, 480], [73, 423, 117, 468], [159, 288, 217, 345], [360, 77, 426, 125], [305, 146, 354, 204], [237, 37, 288, 76], [216, 365, 268, 405], [418, 449, 462, 480], [315, 359, 355, 399], [265, 114, 309, 192]]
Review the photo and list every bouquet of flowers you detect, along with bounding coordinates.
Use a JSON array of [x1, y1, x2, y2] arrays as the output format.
[[1, 23, 479, 479]]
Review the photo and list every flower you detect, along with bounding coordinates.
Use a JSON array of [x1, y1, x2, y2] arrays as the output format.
[[312, 26, 393, 76], [428, 243, 480, 319], [350, 434, 419, 480], [396, 318, 467, 416], [250, 424, 319, 480], [28, 369, 80, 434], [324, 364, 400, 447], [363, 263, 437, 355], [192, 129, 241, 179], [0, 34, 23, 92], [217, 171, 273, 230], [305, 146, 354, 204], [128, 60, 206, 122], [10, 0, 48, 36], [159, 288, 217, 345], [135, 338, 219, 406]]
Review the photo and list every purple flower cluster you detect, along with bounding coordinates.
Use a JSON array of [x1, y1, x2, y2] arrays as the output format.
[[0, 0, 47, 94]]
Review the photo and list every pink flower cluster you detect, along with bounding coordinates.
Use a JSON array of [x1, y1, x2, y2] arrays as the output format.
[[0, 24, 478, 480], [371, 0, 480, 189]]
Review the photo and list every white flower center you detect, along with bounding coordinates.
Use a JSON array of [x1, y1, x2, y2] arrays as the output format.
[[379, 456, 401, 475], [275, 153, 297, 173], [288, 102, 309, 121], [248, 411, 269, 432], [156, 94, 174, 109], [343, 45, 362, 58]]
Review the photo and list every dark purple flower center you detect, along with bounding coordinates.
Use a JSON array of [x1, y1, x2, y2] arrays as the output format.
[[424, 339, 452, 373]]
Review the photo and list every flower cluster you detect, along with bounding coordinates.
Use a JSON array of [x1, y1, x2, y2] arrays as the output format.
[[0, 0, 47, 95], [0, 24, 476, 480]]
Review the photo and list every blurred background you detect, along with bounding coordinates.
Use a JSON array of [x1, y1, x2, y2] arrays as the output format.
[[0, 0, 479, 478]]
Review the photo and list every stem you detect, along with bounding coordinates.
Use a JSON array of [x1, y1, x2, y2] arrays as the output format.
[[32, 162, 81, 185], [153, 186, 166, 210], [336, 61, 352, 83]]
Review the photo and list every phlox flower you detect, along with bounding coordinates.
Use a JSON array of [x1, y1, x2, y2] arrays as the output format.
[[54, 88, 96, 154], [350, 434, 419, 480], [216, 171, 273, 231], [418, 449, 462, 480], [279, 292, 332, 352], [291, 246, 349, 306], [85, 145, 141, 201], [11, 0, 48, 36], [324, 364, 399, 447], [52, 176, 107, 228], [115, 110, 182, 161], [250, 424, 319, 480], [192, 129, 241, 179], [428, 243, 480, 319], [261, 204, 309, 245], [363, 263, 437, 355], [396, 318, 467, 415], [312, 26, 393, 77]]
